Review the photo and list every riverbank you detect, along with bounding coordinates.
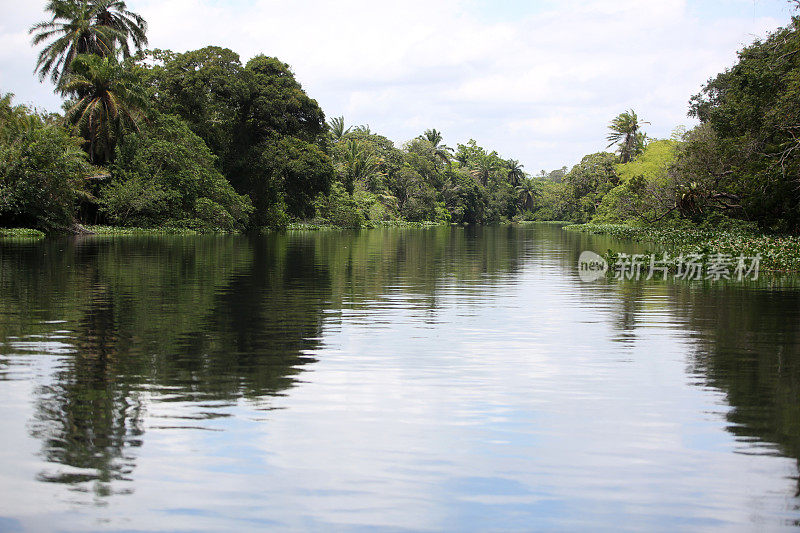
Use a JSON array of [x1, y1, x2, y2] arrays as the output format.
[[565, 223, 800, 272], [0, 228, 46, 238], [0, 220, 449, 240], [286, 220, 446, 231]]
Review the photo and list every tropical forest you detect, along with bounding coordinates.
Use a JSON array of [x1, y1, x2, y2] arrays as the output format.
[[2, 1, 798, 252]]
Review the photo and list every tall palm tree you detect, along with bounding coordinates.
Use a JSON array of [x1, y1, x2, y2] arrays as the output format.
[[62, 54, 147, 163], [470, 155, 499, 187], [328, 116, 351, 143], [516, 179, 539, 211], [340, 139, 382, 193], [422, 128, 454, 166], [606, 109, 648, 163], [30, 0, 148, 88], [506, 159, 525, 186]]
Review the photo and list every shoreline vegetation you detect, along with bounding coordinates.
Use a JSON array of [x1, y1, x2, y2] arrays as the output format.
[[5, 220, 799, 275], [0, 220, 451, 239], [564, 223, 800, 273], [2, 1, 800, 277]]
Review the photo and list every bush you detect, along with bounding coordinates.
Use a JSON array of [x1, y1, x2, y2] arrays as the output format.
[[99, 173, 174, 227], [102, 114, 252, 228], [0, 101, 93, 231], [313, 182, 364, 228]]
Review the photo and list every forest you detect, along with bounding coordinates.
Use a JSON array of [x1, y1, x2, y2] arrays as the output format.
[[1, 0, 799, 235]]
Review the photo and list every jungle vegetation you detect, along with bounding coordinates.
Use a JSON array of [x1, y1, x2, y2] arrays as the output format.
[[2, 0, 800, 235]]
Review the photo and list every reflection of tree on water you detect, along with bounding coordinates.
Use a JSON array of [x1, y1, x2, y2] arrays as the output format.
[[675, 286, 800, 502], [31, 283, 144, 496], [13, 236, 333, 498], [1, 227, 532, 500], [600, 278, 800, 505], [148, 236, 332, 402]]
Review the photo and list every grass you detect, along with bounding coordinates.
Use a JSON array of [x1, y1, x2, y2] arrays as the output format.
[[0, 228, 46, 239], [284, 220, 447, 231], [85, 225, 204, 235], [2, 221, 449, 239], [564, 223, 800, 272]]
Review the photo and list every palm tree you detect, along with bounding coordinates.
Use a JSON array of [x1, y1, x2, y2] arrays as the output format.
[[506, 159, 525, 186], [328, 116, 351, 143], [62, 54, 147, 163], [516, 179, 539, 211], [30, 0, 148, 88], [340, 139, 382, 193], [470, 155, 499, 187], [422, 128, 454, 166], [606, 109, 648, 163]]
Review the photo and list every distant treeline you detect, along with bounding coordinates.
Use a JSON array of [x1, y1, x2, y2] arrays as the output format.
[[521, 4, 800, 234], [1, 1, 799, 233]]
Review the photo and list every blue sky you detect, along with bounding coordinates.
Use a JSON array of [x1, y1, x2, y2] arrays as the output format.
[[0, 0, 795, 171]]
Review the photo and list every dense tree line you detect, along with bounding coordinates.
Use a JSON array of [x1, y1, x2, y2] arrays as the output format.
[[527, 4, 800, 233], [2, 0, 799, 234], [0, 0, 533, 233]]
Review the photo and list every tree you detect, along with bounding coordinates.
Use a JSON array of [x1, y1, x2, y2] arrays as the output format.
[[138, 47, 333, 223], [442, 170, 487, 224], [506, 158, 525, 186], [328, 116, 351, 143], [516, 178, 539, 212], [338, 139, 382, 194], [421, 128, 454, 165], [689, 10, 800, 231], [62, 54, 147, 164], [470, 154, 500, 186], [102, 113, 252, 229], [606, 109, 648, 163], [594, 141, 678, 223], [0, 94, 94, 230], [30, 0, 147, 88], [139, 47, 243, 158]]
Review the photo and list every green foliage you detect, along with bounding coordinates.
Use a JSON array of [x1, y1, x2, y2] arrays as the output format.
[[594, 140, 678, 223], [235, 135, 333, 226], [455, 140, 504, 187], [525, 179, 570, 221], [101, 113, 252, 230], [606, 109, 648, 163], [313, 182, 364, 228], [29, 0, 148, 87], [0, 227, 46, 238], [62, 53, 147, 163], [516, 178, 539, 214], [689, 14, 800, 231], [335, 139, 382, 194], [328, 116, 351, 142], [443, 170, 487, 224], [561, 152, 619, 222], [140, 47, 242, 157], [0, 94, 93, 231], [139, 47, 331, 224], [98, 174, 172, 226], [566, 222, 800, 272]]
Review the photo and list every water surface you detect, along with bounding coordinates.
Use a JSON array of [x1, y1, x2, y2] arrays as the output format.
[[0, 224, 798, 531]]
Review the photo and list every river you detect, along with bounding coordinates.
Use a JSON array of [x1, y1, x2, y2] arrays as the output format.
[[0, 224, 798, 531]]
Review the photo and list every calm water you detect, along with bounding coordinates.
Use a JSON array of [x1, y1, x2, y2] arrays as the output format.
[[0, 224, 798, 532]]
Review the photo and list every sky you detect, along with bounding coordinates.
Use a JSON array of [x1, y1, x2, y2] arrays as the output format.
[[0, 0, 796, 172]]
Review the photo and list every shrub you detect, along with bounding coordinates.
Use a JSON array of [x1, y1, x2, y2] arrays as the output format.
[[0, 102, 93, 231], [102, 114, 252, 228]]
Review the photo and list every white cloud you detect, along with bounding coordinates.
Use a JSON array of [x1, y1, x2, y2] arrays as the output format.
[[0, 0, 793, 169]]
